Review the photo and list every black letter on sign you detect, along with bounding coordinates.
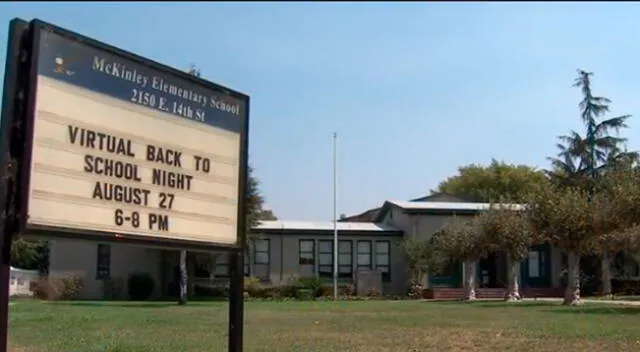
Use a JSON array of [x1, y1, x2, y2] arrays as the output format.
[[158, 193, 175, 210], [193, 155, 211, 173], [115, 209, 124, 226], [148, 213, 170, 231]]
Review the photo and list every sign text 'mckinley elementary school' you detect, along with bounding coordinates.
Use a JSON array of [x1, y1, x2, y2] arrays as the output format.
[[91, 56, 242, 119]]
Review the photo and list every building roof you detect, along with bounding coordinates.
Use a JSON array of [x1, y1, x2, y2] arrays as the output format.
[[374, 200, 525, 222], [386, 200, 525, 211], [339, 193, 472, 222], [338, 207, 381, 222], [409, 192, 471, 203], [10, 266, 39, 274], [253, 220, 401, 233]]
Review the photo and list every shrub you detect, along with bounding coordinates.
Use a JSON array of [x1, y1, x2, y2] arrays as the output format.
[[266, 286, 284, 299], [319, 285, 333, 297], [276, 284, 297, 298], [30, 278, 55, 300], [319, 283, 356, 298], [30, 274, 83, 300], [244, 276, 263, 297], [56, 275, 83, 299], [127, 273, 155, 300], [296, 288, 315, 301], [364, 288, 382, 298], [339, 283, 356, 296], [251, 286, 282, 299], [295, 277, 323, 297]]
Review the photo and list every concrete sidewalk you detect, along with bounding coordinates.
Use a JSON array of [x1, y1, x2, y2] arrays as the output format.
[[525, 297, 640, 306]]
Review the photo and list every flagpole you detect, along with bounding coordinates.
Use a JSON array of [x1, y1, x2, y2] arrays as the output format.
[[332, 132, 338, 300]]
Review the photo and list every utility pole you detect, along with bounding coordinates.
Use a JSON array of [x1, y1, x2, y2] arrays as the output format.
[[332, 132, 338, 300]]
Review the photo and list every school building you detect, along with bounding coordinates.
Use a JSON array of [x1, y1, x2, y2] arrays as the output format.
[[48, 193, 638, 300]]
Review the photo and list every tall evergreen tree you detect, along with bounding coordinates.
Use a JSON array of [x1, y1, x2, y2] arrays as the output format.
[[548, 70, 635, 189]]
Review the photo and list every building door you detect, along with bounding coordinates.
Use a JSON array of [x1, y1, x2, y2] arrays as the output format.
[[478, 252, 500, 288], [521, 243, 551, 288]]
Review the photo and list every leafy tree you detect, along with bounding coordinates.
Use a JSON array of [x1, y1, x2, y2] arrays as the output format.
[[246, 164, 267, 236], [433, 217, 487, 300], [435, 159, 547, 203], [477, 205, 535, 301], [10, 237, 48, 273], [602, 170, 640, 231], [590, 169, 640, 295], [259, 209, 278, 221], [400, 237, 446, 293], [526, 182, 595, 306]]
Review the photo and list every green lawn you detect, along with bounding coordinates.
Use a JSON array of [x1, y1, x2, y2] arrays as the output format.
[[8, 299, 640, 352]]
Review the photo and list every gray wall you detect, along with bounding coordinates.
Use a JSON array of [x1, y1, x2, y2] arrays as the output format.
[[48, 232, 406, 299], [379, 206, 565, 289], [252, 232, 406, 295], [49, 238, 163, 299]]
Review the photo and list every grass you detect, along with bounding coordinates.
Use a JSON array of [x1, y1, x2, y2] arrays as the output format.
[[8, 299, 640, 352], [588, 295, 640, 301]]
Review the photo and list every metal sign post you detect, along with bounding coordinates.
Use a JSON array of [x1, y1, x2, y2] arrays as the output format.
[[0, 18, 30, 352]]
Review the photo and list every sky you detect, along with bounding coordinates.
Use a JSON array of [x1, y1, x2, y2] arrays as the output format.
[[2, 2, 640, 221]]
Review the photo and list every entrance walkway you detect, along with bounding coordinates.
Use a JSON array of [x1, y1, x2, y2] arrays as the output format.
[[526, 297, 640, 306]]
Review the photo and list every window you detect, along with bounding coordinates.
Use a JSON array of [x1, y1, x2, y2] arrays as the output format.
[[254, 239, 270, 265], [96, 244, 111, 280], [357, 241, 372, 270], [299, 240, 315, 265], [318, 240, 333, 278], [193, 253, 213, 278], [214, 253, 230, 277], [528, 251, 540, 278], [339, 240, 353, 279], [375, 241, 390, 282]]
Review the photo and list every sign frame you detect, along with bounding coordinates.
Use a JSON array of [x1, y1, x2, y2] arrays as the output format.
[[1, 18, 248, 352], [19, 19, 250, 251]]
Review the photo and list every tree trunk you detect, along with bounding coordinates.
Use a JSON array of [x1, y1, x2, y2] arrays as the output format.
[[464, 261, 477, 301], [563, 250, 582, 306], [506, 258, 521, 302], [600, 253, 612, 297], [178, 250, 188, 305]]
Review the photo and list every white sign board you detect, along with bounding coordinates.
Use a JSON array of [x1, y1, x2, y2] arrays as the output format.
[[23, 26, 248, 246]]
